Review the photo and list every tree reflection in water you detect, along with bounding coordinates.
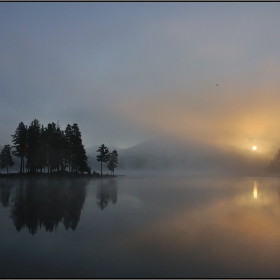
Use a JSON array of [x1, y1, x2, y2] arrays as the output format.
[[0, 180, 13, 207], [0, 178, 87, 235], [96, 178, 118, 210]]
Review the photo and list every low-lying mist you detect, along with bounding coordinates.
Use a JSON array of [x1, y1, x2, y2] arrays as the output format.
[[86, 136, 271, 176], [0, 136, 272, 176]]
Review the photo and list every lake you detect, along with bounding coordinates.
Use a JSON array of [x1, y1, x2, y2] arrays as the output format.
[[1, 174, 280, 277]]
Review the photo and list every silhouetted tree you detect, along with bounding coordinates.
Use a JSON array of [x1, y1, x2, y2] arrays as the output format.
[[0, 145, 14, 174], [70, 124, 88, 173], [10, 119, 89, 174], [45, 122, 65, 173], [76, 143, 88, 173], [64, 124, 73, 172], [267, 149, 280, 172], [11, 122, 27, 173], [107, 150, 118, 175], [38, 124, 48, 172], [96, 144, 110, 175], [26, 119, 41, 173]]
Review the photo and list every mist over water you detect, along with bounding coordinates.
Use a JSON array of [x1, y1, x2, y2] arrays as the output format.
[[1, 3, 280, 277], [1, 175, 280, 277], [2, 133, 271, 177], [86, 135, 270, 177]]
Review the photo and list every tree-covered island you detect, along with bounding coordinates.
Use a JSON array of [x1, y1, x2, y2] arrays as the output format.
[[0, 119, 118, 177]]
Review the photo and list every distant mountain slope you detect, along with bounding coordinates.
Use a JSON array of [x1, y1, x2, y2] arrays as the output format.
[[1, 138, 270, 175], [86, 137, 270, 175]]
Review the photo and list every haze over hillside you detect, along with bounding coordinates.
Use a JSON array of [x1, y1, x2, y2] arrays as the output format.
[[86, 136, 271, 176], [0, 134, 273, 176]]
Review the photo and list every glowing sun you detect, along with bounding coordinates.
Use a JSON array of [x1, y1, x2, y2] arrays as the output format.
[[252, 146, 257, 151]]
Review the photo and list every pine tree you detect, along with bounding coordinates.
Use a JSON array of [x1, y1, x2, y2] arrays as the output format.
[[37, 124, 48, 173], [71, 124, 88, 173], [54, 123, 65, 172], [11, 122, 27, 173], [96, 144, 110, 175], [267, 149, 280, 172], [26, 119, 41, 173], [58, 123, 88, 174], [107, 150, 118, 175], [64, 124, 73, 172], [46, 122, 57, 173], [10, 119, 89, 174], [76, 143, 88, 173], [0, 144, 14, 174]]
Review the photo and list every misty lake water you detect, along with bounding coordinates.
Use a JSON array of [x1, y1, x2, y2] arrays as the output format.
[[1, 175, 280, 277]]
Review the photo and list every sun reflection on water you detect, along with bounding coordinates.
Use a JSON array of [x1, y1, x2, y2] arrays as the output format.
[[253, 180, 258, 199]]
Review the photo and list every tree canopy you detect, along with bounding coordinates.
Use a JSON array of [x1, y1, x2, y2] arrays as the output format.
[[0, 145, 14, 174], [107, 150, 118, 175], [2, 119, 119, 176], [96, 144, 110, 175], [11, 122, 27, 173], [9, 119, 88, 174]]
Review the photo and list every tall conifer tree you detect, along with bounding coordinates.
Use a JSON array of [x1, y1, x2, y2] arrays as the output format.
[[11, 122, 27, 173], [26, 119, 41, 173], [96, 144, 110, 175], [0, 144, 14, 174], [107, 150, 118, 175]]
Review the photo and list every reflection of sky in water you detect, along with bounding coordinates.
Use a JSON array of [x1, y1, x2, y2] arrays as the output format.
[[1, 176, 280, 277]]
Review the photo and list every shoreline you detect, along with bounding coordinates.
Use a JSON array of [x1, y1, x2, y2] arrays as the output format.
[[0, 172, 126, 179]]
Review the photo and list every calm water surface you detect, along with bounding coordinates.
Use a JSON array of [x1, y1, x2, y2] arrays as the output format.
[[1, 175, 280, 277]]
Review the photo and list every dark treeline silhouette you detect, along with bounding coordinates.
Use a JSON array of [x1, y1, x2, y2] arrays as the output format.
[[267, 149, 280, 172], [0, 178, 87, 234], [0, 119, 119, 175], [10, 119, 88, 174]]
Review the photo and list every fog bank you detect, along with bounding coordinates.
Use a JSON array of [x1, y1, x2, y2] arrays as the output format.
[[86, 136, 270, 176]]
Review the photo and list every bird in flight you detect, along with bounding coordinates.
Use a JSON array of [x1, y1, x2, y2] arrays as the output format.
[[216, 84, 218, 86]]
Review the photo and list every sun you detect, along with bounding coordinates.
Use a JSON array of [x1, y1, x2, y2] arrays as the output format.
[[252, 146, 257, 151]]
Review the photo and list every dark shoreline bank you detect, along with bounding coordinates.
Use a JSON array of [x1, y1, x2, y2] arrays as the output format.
[[0, 172, 125, 179]]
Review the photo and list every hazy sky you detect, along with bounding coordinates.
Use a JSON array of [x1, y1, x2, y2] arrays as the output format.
[[1, 2, 280, 155]]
